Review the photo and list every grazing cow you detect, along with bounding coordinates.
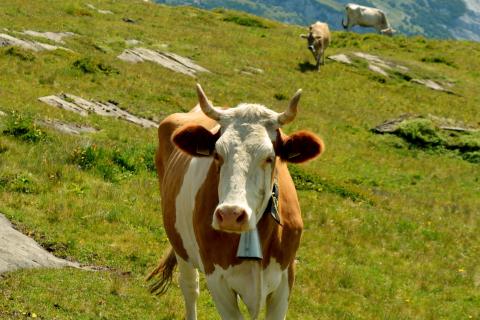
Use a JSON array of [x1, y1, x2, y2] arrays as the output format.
[[301, 21, 331, 70], [148, 84, 324, 319], [342, 3, 396, 36]]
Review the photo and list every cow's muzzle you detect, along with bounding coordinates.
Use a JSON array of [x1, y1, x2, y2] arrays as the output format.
[[213, 205, 250, 233], [308, 45, 315, 53]]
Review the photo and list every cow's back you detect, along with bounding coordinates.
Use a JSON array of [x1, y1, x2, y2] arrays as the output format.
[[311, 22, 331, 47]]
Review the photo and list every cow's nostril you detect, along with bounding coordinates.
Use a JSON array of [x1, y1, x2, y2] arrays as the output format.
[[215, 210, 224, 222], [236, 211, 246, 224]]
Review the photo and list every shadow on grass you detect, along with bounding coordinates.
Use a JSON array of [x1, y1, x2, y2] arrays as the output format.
[[297, 61, 318, 73]]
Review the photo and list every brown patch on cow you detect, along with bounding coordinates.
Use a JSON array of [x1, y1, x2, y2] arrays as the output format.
[[156, 109, 218, 262]]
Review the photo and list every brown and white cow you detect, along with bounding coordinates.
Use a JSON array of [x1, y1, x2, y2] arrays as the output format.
[[148, 84, 324, 319], [301, 21, 331, 70], [342, 3, 396, 36]]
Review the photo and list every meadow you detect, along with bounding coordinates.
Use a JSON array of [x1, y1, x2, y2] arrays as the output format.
[[0, 0, 479, 319]]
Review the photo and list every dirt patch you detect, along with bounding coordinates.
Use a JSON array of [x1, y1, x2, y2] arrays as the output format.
[[117, 47, 210, 77], [38, 93, 158, 128]]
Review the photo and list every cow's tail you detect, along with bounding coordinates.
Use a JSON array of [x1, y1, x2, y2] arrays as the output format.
[[147, 246, 177, 295]]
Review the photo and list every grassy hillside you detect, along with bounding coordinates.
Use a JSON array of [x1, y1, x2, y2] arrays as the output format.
[[0, 0, 479, 319], [155, 0, 472, 39]]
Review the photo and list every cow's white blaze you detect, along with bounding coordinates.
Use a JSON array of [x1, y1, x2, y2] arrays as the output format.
[[212, 103, 279, 232]]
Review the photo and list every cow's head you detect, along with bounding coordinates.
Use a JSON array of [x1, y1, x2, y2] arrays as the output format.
[[173, 84, 324, 233], [381, 27, 396, 36], [300, 33, 316, 54]]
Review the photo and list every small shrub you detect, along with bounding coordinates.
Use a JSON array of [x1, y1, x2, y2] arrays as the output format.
[[274, 93, 287, 101], [3, 47, 35, 61], [453, 132, 480, 152], [396, 119, 446, 148], [72, 57, 119, 75], [2, 111, 46, 143], [421, 56, 456, 67], [70, 145, 102, 170], [462, 151, 480, 164], [65, 5, 92, 17], [393, 71, 412, 82], [223, 15, 268, 28]]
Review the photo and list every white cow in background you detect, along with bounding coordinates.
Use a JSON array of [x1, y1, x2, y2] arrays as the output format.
[[342, 3, 396, 36]]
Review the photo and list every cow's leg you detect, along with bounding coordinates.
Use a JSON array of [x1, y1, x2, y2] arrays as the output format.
[[265, 270, 290, 320], [177, 256, 199, 320], [206, 276, 244, 320]]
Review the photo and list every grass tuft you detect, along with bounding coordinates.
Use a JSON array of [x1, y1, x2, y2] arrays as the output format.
[[288, 165, 371, 204]]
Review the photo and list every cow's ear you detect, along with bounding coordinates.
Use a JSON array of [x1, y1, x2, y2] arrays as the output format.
[[276, 130, 324, 163], [172, 125, 220, 157]]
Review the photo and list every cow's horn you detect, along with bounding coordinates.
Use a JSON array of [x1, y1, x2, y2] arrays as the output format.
[[278, 89, 302, 126], [196, 83, 222, 121]]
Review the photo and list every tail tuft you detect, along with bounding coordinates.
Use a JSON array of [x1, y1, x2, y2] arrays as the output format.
[[146, 246, 177, 295]]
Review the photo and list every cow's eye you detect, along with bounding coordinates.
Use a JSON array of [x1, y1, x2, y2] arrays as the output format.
[[265, 157, 274, 164]]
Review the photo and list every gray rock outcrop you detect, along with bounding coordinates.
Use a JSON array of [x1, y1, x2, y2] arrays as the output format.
[[117, 47, 210, 77], [0, 214, 79, 274]]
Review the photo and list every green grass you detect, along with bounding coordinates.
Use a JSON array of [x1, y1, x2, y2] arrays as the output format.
[[0, 1, 479, 319]]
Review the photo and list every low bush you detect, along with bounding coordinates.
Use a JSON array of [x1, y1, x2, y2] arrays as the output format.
[[396, 119, 446, 148], [72, 57, 119, 75], [2, 111, 46, 143], [223, 14, 268, 28]]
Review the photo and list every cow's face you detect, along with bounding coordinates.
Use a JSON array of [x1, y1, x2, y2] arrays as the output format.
[[301, 33, 318, 55], [173, 84, 324, 233]]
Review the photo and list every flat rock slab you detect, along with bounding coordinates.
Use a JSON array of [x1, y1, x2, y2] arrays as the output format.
[[0, 214, 79, 274], [86, 4, 113, 14], [22, 30, 75, 44], [328, 51, 453, 93], [411, 79, 454, 94], [328, 54, 352, 64], [37, 119, 99, 135], [118, 47, 210, 77], [38, 93, 158, 128], [0, 33, 68, 52]]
